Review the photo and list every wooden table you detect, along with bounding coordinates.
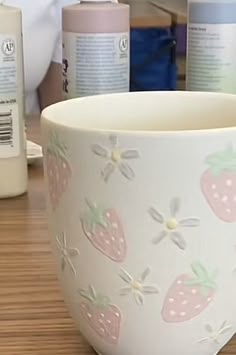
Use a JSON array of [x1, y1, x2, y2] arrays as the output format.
[[0, 117, 235, 354], [0, 117, 92, 354], [121, 0, 171, 28]]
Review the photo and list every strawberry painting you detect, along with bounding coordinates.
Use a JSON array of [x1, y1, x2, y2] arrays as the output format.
[[46, 131, 71, 210], [162, 262, 217, 323], [79, 285, 121, 344], [81, 200, 126, 262], [201, 144, 236, 222]]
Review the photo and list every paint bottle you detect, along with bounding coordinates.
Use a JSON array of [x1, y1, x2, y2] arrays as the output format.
[[62, 0, 130, 99], [0, 4, 27, 198], [186, 0, 236, 93]]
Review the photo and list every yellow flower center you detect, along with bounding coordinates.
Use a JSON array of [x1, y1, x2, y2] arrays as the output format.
[[111, 149, 122, 163], [131, 281, 143, 290], [166, 218, 178, 230], [210, 332, 218, 341]]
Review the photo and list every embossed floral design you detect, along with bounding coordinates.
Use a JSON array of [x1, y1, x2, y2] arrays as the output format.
[[79, 285, 121, 344], [46, 131, 71, 210], [56, 232, 80, 276], [197, 321, 232, 344], [91, 135, 139, 182], [119, 267, 159, 305], [81, 199, 127, 262], [162, 262, 217, 323], [148, 197, 200, 250], [201, 143, 236, 222]]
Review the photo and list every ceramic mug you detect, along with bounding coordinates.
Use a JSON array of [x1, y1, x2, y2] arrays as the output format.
[[41, 91, 236, 355]]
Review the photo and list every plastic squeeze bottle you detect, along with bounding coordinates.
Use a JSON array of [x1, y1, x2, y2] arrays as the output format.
[[0, 4, 27, 198], [186, 0, 236, 93], [62, 0, 130, 98]]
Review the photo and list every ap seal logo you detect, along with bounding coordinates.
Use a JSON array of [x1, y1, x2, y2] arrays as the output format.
[[2, 39, 15, 56], [119, 35, 128, 53]]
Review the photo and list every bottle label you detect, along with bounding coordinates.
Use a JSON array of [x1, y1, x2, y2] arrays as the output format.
[[187, 24, 236, 92], [0, 35, 20, 158], [63, 32, 130, 98]]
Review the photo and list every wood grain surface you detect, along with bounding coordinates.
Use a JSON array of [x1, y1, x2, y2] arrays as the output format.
[[0, 117, 93, 355], [0, 116, 235, 354]]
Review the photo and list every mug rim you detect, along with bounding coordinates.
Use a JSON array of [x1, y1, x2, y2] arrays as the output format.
[[41, 91, 236, 136]]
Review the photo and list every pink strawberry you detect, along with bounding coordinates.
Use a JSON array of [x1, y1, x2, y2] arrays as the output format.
[[81, 200, 126, 262], [79, 285, 121, 344], [46, 132, 71, 210], [162, 262, 217, 323], [201, 144, 236, 222]]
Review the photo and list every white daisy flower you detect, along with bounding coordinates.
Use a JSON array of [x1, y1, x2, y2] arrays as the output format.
[[56, 232, 80, 276], [149, 197, 200, 250], [198, 321, 232, 344], [92, 135, 139, 182], [119, 267, 159, 305]]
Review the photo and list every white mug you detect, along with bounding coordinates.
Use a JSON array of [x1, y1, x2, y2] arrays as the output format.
[[41, 91, 236, 355]]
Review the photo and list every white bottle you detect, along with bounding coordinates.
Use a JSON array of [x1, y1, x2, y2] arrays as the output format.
[[186, 0, 236, 93], [0, 4, 27, 198]]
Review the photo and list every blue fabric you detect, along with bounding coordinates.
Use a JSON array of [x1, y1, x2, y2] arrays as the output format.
[[130, 28, 177, 91]]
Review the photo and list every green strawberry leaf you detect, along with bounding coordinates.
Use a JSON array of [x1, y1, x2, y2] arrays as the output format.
[[205, 144, 236, 175], [84, 199, 110, 232], [94, 294, 110, 308], [80, 286, 111, 308], [191, 262, 208, 279], [89, 285, 97, 299], [79, 288, 95, 303], [185, 262, 217, 295], [47, 131, 68, 160], [200, 280, 217, 297]]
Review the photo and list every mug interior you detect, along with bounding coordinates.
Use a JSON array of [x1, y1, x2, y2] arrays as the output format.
[[41, 91, 236, 133]]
